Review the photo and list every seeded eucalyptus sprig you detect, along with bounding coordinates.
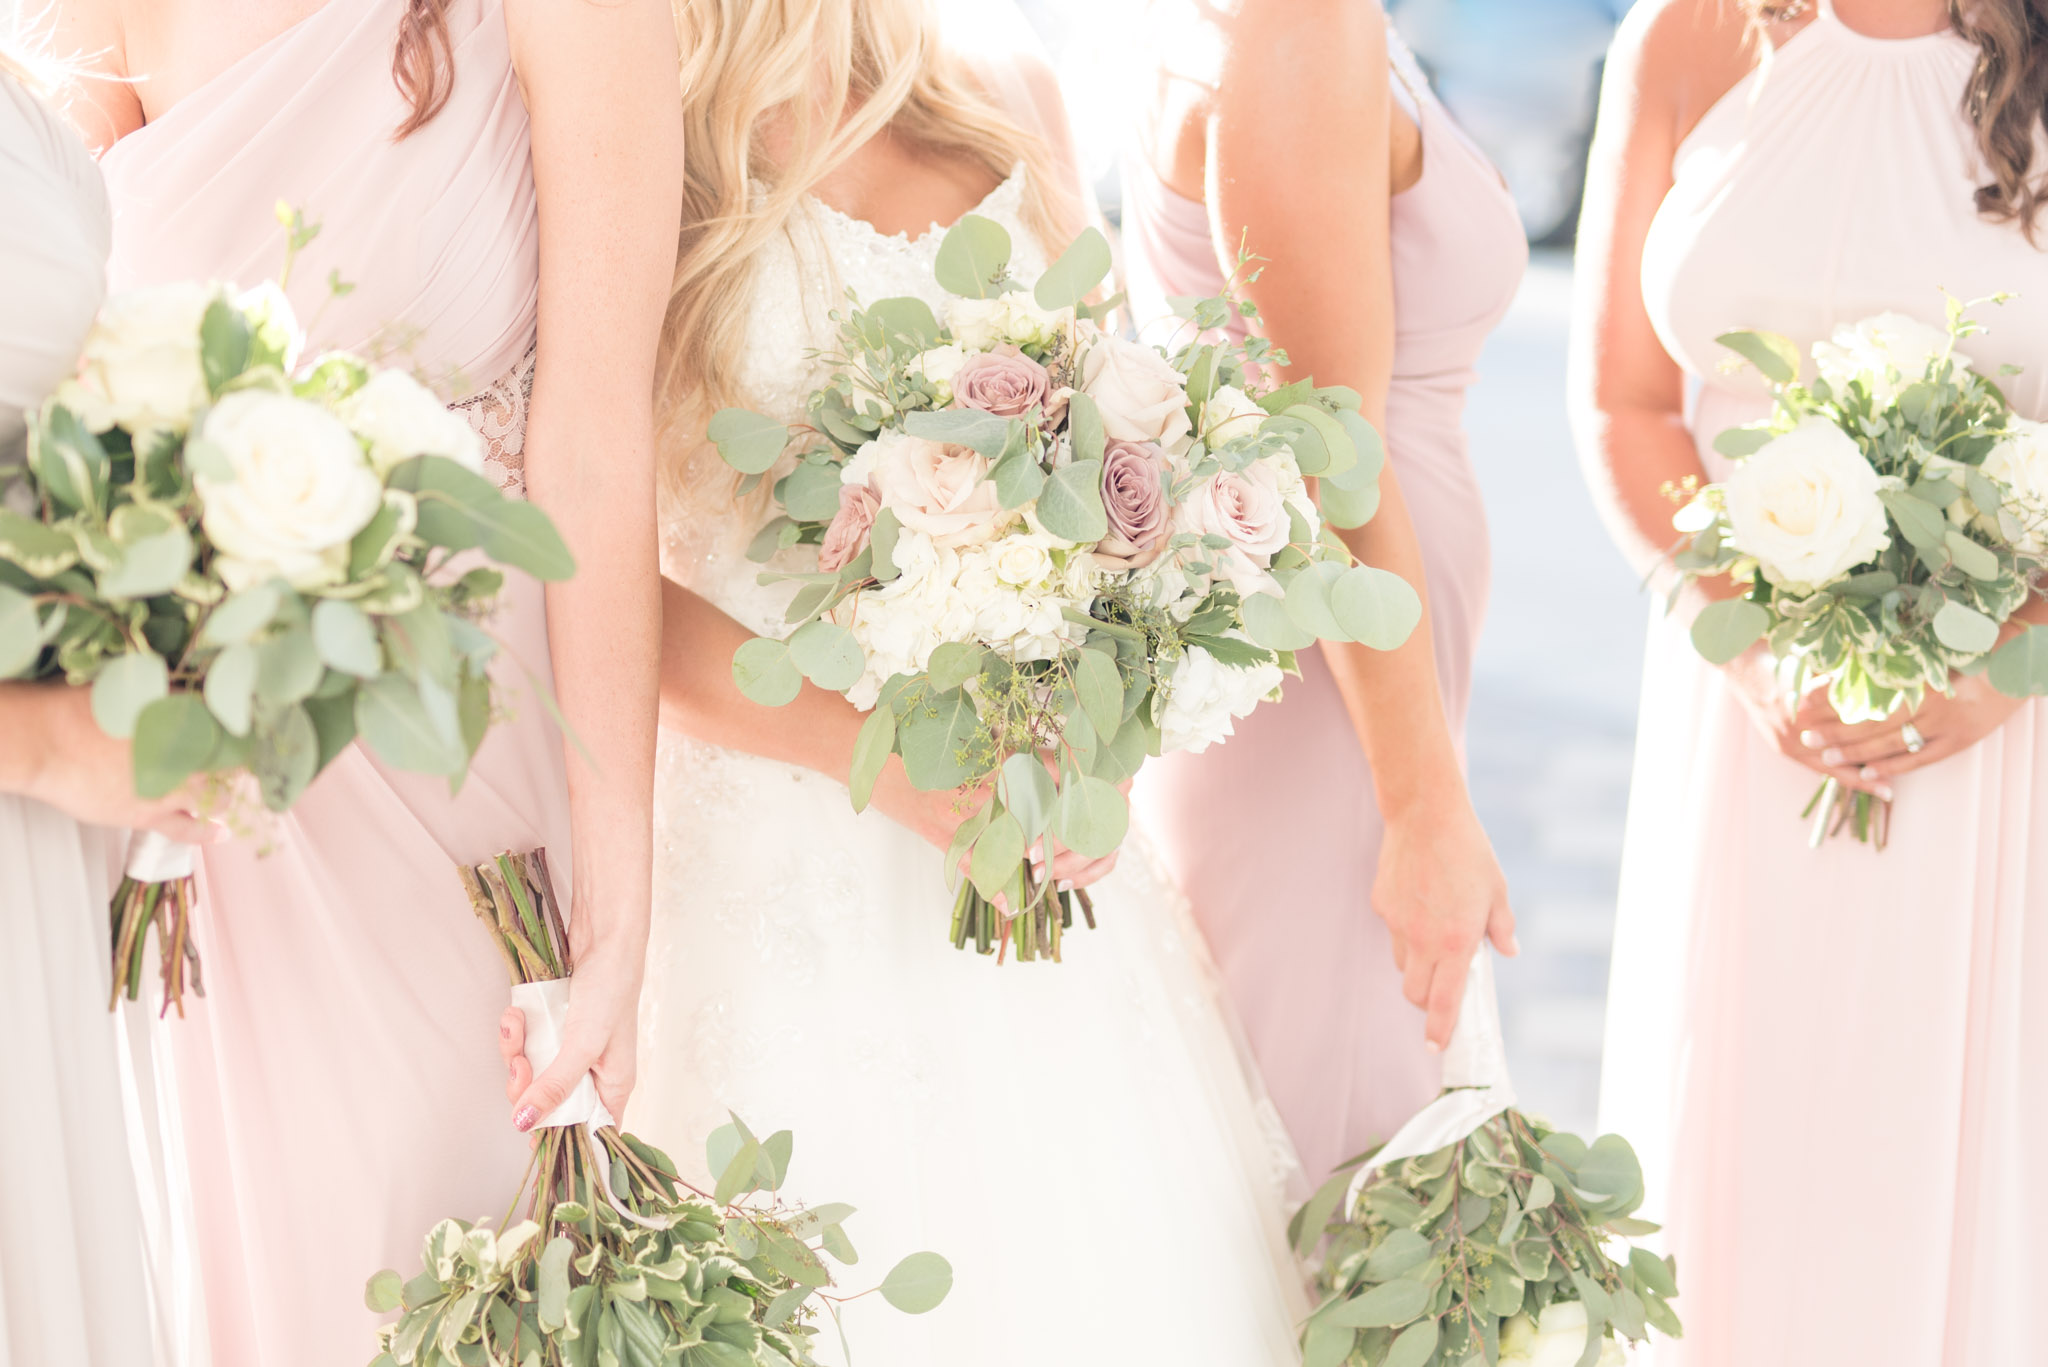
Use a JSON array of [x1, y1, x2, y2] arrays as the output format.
[[368, 850, 951, 1367], [1296, 1113, 1680, 1367]]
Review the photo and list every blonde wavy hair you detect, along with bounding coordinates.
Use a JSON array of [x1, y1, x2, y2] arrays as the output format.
[[657, 0, 1082, 506]]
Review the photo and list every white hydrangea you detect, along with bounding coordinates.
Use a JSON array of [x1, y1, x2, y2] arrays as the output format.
[[1812, 312, 1970, 408], [1157, 638, 1282, 754], [945, 291, 1068, 353]]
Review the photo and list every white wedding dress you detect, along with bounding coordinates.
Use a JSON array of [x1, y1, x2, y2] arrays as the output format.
[[630, 174, 1312, 1364]]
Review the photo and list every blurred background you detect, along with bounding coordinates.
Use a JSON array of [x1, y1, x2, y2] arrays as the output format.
[[1020, 0, 1645, 1135]]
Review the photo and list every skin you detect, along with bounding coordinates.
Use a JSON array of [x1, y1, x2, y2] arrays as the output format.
[[1142, 0, 1515, 1049], [643, 55, 1122, 933], [49, 0, 683, 1129], [1570, 0, 2043, 807], [0, 684, 228, 842]]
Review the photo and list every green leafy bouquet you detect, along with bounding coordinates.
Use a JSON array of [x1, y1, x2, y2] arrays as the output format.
[[1673, 302, 2048, 844], [368, 850, 950, 1367], [708, 216, 1418, 960], [1295, 956, 1680, 1367], [0, 260, 573, 1013]]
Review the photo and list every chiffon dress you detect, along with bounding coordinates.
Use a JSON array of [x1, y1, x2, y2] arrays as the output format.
[[98, 4, 569, 1362], [1603, 4, 2048, 1362], [1120, 24, 1527, 1193], [630, 170, 1312, 1367], [0, 70, 157, 1367]]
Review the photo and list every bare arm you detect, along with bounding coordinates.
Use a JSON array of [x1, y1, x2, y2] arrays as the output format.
[[498, 0, 680, 1128], [1208, 0, 1512, 1048], [42, 0, 142, 149]]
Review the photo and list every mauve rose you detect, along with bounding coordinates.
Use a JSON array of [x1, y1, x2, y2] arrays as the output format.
[[869, 428, 1010, 548], [1092, 439, 1171, 570], [951, 345, 1053, 421], [819, 482, 881, 573], [1178, 463, 1291, 594]]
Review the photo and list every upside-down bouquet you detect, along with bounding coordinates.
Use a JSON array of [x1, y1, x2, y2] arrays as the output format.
[[368, 850, 949, 1367], [1295, 956, 1681, 1367], [709, 216, 1419, 959], [1674, 302, 2048, 844], [0, 217, 573, 1012]]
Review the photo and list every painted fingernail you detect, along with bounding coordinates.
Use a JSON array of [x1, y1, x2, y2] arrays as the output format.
[[1860, 765, 1880, 780], [1878, 785, 1895, 802], [1425, 1039, 1443, 1054], [1058, 880, 1073, 892], [1800, 730, 1823, 748], [1822, 748, 1845, 765], [513, 1105, 539, 1133], [499, 1023, 510, 1040]]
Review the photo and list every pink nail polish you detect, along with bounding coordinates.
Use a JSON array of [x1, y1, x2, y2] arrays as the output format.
[[1878, 785, 1895, 802], [513, 1105, 539, 1133], [1799, 730, 1822, 748], [499, 1023, 510, 1040], [1823, 748, 1844, 765]]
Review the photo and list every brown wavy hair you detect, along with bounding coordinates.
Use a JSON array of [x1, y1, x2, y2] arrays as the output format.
[[391, 0, 455, 138], [1752, 0, 2048, 236]]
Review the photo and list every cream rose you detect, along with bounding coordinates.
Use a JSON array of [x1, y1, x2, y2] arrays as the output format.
[[946, 291, 1066, 353], [1176, 462, 1294, 595], [1081, 334, 1194, 450], [1724, 416, 1891, 588], [1202, 384, 1267, 446], [195, 390, 385, 591], [868, 428, 1011, 548], [1812, 312, 1970, 407], [909, 344, 968, 402], [988, 532, 1059, 589], [337, 369, 485, 475], [1983, 418, 2048, 554], [1499, 1303, 1626, 1367], [56, 282, 217, 435]]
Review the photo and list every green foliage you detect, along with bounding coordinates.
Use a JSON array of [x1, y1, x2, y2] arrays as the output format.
[[1302, 1112, 1680, 1367]]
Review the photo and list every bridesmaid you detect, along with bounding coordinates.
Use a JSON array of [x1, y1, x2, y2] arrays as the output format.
[[1577, 1, 2048, 1361], [47, 0, 683, 1361], [0, 40, 204, 1367], [1125, 0, 1524, 1191]]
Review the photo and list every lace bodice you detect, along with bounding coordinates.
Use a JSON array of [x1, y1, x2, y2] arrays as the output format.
[[662, 173, 1044, 637]]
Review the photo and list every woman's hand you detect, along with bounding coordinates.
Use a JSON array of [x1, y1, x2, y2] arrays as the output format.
[[1794, 672, 2028, 795], [498, 931, 644, 1132], [1718, 646, 1868, 790], [869, 760, 1123, 894], [1373, 789, 1517, 1052], [0, 683, 227, 843]]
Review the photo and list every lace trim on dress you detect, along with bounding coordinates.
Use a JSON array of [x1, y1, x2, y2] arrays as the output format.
[[451, 342, 537, 494]]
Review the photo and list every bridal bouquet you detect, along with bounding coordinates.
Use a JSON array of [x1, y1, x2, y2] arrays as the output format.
[[1295, 957, 1680, 1367], [709, 216, 1415, 959], [368, 850, 950, 1367], [1674, 303, 2048, 844], [0, 257, 573, 1012]]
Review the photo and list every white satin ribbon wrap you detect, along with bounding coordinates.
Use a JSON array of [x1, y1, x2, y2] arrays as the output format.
[[125, 830, 195, 883], [1347, 951, 1517, 1206], [510, 979, 615, 1132]]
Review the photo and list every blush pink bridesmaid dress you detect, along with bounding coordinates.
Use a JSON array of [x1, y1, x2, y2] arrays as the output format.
[[1122, 24, 1526, 1193], [1603, 4, 2048, 1363], [99, 3, 566, 1362]]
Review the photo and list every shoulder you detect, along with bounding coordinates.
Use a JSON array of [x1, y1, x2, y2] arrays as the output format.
[[1606, 0, 1759, 141], [1216, 0, 1389, 102]]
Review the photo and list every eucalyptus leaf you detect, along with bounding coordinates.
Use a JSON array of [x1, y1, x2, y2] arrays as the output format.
[[996, 752, 1057, 840], [203, 642, 259, 737], [1715, 329, 1800, 385], [1326, 1277, 1431, 1328], [1050, 774, 1128, 859], [731, 637, 803, 707], [848, 704, 896, 813], [1330, 565, 1422, 651], [1070, 646, 1123, 742], [1933, 598, 1999, 654], [1033, 226, 1112, 311], [706, 409, 790, 475], [1988, 624, 2048, 696], [787, 620, 864, 692], [92, 651, 170, 740], [898, 688, 983, 791], [1690, 597, 1770, 665], [877, 1252, 953, 1314], [0, 584, 38, 678], [968, 809, 1027, 900], [131, 694, 221, 799], [932, 214, 1012, 299], [355, 674, 464, 776], [313, 598, 384, 677], [1066, 391, 1106, 465], [925, 641, 986, 692], [904, 408, 1014, 459], [1242, 589, 1317, 651], [100, 526, 193, 600]]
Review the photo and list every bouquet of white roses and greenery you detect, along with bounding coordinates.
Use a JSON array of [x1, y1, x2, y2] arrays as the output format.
[[708, 215, 1419, 960], [367, 850, 951, 1367], [1293, 956, 1681, 1367], [1673, 302, 2048, 845], [0, 222, 575, 1014]]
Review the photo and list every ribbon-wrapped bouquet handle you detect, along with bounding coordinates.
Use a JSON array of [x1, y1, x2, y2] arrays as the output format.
[[110, 829, 203, 1015]]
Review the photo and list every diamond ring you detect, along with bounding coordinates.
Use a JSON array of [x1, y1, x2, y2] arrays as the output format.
[[1901, 722, 1926, 755]]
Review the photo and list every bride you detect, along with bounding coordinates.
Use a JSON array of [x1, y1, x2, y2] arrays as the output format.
[[621, 0, 1311, 1360]]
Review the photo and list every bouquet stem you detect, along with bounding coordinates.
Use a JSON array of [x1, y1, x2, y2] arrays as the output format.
[[948, 874, 1094, 964], [109, 831, 201, 1016], [1803, 776, 1891, 849]]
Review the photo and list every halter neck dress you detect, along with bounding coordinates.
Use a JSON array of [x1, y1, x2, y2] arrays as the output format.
[[1121, 23, 1527, 1192], [99, 5, 567, 1362], [1603, 4, 2048, 1361]]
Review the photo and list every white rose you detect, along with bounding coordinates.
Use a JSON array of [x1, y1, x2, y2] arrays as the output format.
[[55, 282, 217, 435], [1202, 385, 1266, 446], [1158, 639, 1282, 754], [1812, 312, 1970, 407], [1080, 334, 1194, 450], [988, 532, 1059, 589], [234, 281, 306, 372], [1499, 1303, 1626, 1367], [1983, 417, 2048, 554], [1724, 416, 1891, 588], [946, 291, 1066, 353], [909, 344, 968, 402], [195, 390, 385, 591], [337, 369, 484, 475]]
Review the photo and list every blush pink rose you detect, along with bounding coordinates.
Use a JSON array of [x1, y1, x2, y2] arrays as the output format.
[[1178, 463, 1291, 593], [951, 345, 1055, 421], [1092, 439, 1172, 570], [869, 429, 1010, 548], [819, 482, 881, 573]]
